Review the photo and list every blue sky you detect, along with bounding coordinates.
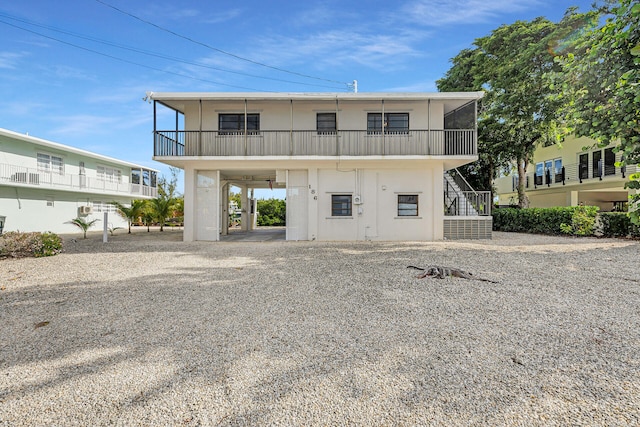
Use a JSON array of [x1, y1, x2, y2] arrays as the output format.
[[0, 0, 595, 198]]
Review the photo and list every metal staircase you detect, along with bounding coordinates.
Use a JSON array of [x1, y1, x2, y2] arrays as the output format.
[[443, 169, 492, 239]]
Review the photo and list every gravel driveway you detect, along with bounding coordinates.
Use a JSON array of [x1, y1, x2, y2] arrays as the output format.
[[1, 230, 639, 426]]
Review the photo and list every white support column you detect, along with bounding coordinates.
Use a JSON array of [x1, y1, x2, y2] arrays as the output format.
[[308, 168, 318, 241], [221, 182, 229, 236], [240, 185, 249, 231], [183, 166, 196, 242], [570, 190, 579, 207]]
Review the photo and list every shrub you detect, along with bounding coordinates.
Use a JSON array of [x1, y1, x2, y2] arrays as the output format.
[[493, 206, 599, 236], [0, 231, 63, 259], [560, 206, 598, 236], [257, 198, 286, 226], [598, 212, 640, 238]]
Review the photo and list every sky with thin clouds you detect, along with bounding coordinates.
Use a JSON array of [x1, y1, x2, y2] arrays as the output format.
[[0, 0, 595, 195]]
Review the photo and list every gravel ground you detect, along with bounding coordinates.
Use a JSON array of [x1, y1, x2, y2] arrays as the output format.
[[1, 230, 639, 426]]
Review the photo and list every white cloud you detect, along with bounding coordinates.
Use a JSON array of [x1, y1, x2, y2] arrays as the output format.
[[49, 115, 118, 136], [250, 28, 429, 71], [401, 0, 541, 25], [0, 51, 28, 69]]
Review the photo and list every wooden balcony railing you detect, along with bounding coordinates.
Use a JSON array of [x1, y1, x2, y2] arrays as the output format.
[[154, 129, 477, 157], [0, 163, 157, 197]]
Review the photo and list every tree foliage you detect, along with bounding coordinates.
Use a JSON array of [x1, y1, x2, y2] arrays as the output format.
[[553, 0, 640, 221], [438, 15, 582, 207], [257, 198, 286, 226], [112, 200, 147, 234], [67, 217, 100, 239]]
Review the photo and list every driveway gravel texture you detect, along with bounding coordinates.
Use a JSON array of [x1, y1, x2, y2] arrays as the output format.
[[0, 230, 639, 426]]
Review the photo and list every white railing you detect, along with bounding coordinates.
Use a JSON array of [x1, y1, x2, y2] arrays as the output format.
[[0, 163, 157, 197], [154, 129, 477, 157]]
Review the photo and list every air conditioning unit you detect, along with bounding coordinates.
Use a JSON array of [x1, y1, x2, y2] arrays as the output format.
[[79, 206, 93, 215]]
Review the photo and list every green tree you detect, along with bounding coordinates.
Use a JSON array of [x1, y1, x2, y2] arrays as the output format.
[[439, 16, 576, 207], [553, 0, 640, 221], [67, 217, 100, 239], [149, 197, 173, 231], [257, 198, 286, 226], [150, 168, 181, 231], [112, 200, 147, 234]]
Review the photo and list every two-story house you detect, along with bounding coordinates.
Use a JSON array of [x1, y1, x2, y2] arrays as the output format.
[[0, 128, 158, 234], [148, 92, 490, 242], [494, 135, 638, 211]]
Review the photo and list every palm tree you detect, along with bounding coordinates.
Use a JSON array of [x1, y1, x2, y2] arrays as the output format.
[[111, 200, 147, 234], [67, 217, 100, 239], [149, 196, 173, 231], [141, 209, 154, 232]]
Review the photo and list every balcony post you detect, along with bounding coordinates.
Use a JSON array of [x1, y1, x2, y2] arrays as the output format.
[[474, 100, 478, 155], [153, 101, 157, 155], [381, 99, 385, 155], [244, 99, 248, 156], [335, 98, 339, 156], [290, 99, 293, 156], [199, 99, 202, 156], [427, 99, 431, 155]]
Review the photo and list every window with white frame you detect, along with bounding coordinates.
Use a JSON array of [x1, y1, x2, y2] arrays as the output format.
[[37, 153, 64, 175], [397, 195, 418, 216], [93, 201, 117, 213], [97, 165, 122, 183]]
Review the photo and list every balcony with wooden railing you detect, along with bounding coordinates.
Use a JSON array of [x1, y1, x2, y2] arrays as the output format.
[[153, 129, 478, 157], [0, 163, 157, 198]]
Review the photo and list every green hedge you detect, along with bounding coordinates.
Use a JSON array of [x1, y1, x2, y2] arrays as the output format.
[[598, 212, 640, 238], [493, 206, 600, 236]]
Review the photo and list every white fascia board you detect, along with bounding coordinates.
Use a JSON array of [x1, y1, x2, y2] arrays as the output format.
[[147, 91, 485, 102], [0, 128, 159, 172]]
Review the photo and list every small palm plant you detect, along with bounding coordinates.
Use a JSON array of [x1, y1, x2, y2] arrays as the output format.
[[149, 196, 174, 232], [111, 200, 147, 234], [67, 217, 100, 239]]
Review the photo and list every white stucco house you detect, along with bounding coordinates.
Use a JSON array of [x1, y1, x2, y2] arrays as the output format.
[[148, 92, 491, 242], [0, 128, 158, 234]]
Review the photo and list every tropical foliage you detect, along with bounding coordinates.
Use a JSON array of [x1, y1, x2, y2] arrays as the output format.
[[112, 200, 147, 234], [0, 231, 63, 259], [552, 0, 640, 221], [67, 217, 100, 239], [257, 198, 286, 226]]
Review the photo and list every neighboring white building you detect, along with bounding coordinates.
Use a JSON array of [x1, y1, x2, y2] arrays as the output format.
[[0, 128, 158, 234], [149, 92, 490, 241]]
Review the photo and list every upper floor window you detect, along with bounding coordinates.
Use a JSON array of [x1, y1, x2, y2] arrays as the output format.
[[367, 113, 409, 134], [535, 162, 544, 186], [604, 147, 616, 176], [554, 158, 563, 182], [97, 165, 122, 183], [592, 150, 602, 178], [131, 169, 157, 188], [37, 153, 64, 175], [317, 113, 336, 135], [331, 194, 352, 217], [579, 153, 589, 180], [398, 195, 418, 216], [219, 113, 260, 135]]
